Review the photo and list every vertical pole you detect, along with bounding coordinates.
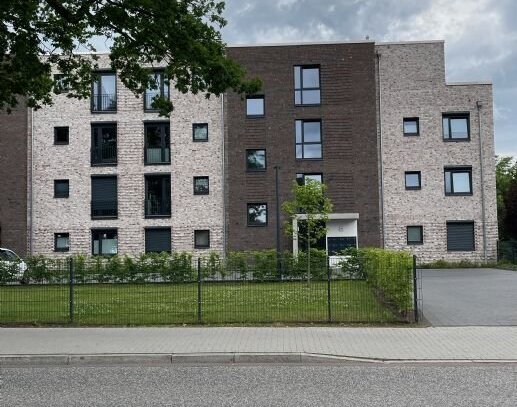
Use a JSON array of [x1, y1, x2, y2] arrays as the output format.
[[327, 256, 332, 323], [197, 257, 202, 324], [412, 255, 418, 323], [69, 257, 74, 324], [274, 165, 282, 279]]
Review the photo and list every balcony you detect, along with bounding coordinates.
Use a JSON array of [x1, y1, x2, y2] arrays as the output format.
[[92, 93, 117, 112], [91, 200, 118, 219], [91, 145, 117, 166], [145, 198, 171, 217], [145, 147, 170, 164]]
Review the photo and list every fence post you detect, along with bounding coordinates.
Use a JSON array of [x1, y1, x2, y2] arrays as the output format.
[[412, 255, 418, 323], [327, 256, 332, 323], [68, 257, 75, 324], [197, 257, 202, 324]]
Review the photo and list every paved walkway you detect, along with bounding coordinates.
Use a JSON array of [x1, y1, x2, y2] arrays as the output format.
[[1, 327, 516, 363]]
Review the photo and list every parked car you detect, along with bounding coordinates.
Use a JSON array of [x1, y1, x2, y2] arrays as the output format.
[[0, 248, 28, 282]]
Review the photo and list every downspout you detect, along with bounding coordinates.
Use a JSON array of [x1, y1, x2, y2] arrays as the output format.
[[476, 101, 487, 261], [376, 52, 386, 248], [29, 107, 34, 255], [221, 93, 226, 258]]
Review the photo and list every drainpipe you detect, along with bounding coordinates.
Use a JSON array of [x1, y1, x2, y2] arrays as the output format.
[[29, 107, 34, 255], [221, 93, 226, 258], [376, 52, 386, 248], [476, 101, 487, 261]]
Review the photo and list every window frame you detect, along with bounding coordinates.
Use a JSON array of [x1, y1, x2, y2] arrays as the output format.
[[54, 179, 69, 198], [193, 176, 210, 195], [194, 229, 210, 249], [91, 122, 117, 166], [406, 226, 423, 245], [405, 171, 422, 190], [444, 167, 473, 196], [91, 71, 117, 113], [144, 227, 172, 253], [54, 126, 70, 145], [446, 221, 475, 252], [144, 121, 170, 165], [246, 149, 267, 172], [295, 119, 322, 160], [247, 203, 268, 227], [91, 228, 118, 256], [192, 123, 209, 142], [403, 117, 420, 137], [296, 173, 323, 186], [442, 113, 471, 141], [294, 65, 321, 106], [144, 173, 171, 218], [246, 95, 265, 118], [54, 233, 70, 252]]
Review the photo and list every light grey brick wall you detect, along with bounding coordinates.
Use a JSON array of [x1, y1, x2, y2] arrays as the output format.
[[31, 54, 223, 256], [377, 42, 498, 263]]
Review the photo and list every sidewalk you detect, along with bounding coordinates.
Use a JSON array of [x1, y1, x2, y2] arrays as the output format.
[[1, 326, 516, 365]]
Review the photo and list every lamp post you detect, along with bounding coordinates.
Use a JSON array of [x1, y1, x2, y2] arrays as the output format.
[[274, 165, 281, 278]]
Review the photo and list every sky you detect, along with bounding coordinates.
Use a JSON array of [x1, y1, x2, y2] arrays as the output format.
[[219, 0, 516, 157]]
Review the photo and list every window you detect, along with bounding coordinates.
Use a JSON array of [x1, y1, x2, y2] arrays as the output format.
[[445, 167, 472, 195], [247, 203, 267, 226], [294, 65, 321, 105], [193, 123, 208, 142], [327, 237, 357, 255], [447, 221, 475, 251], [194, 230, 210, 249], [91, 176, 117, 218], [246, 96, 265, 117], [91, 123, 117, 165], [91, 72, 116, 112], [443, 113, 470, 141], [246, 149, 266, 171], [296, 173, 323, 185], [54, 74, 70, 93], [193, 176, 209, 195], [54, 180, 69, 198], [145, 174, 171, 217], [54, 233, 70, 252], [405, 171, 421, 190], [407, 226, 423, 245], [92, 229, 118, 255], [296, 120, 322, 159], [54, 126, 69, 145], [145, 228, 171, 253], [403, 118, 419, 136], [145, 122, 170, 164], [144, 71, 169, 111]]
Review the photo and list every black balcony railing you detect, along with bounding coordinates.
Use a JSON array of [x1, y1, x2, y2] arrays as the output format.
[[145, 147, 170, 164], [91, 200, 118, 218], [92, 93, 117, 112], [145, 199, 171, 217], [91, 145, 117, 165]]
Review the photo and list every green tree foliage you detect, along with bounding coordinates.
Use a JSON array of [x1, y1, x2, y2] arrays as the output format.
[[0, 0, 261, 114], [496, 156, 517, 239]]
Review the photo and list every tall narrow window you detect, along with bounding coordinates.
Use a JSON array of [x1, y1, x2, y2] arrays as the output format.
[[145, 174, 171, 217], [91, 72, 116, 112], [91, 176, 117, 219], [294, 66, 321, 105], [91, 123, 117, 165], [443, 114, 470, 141], [246, 149, 266, 171], [444, 167, 472, 195], [295, 120, 322, 159], [145, 122, 170, 164], [92, 229, 118, 255], [54, 180, 69, 198], [144, 71, 169, 111], [246, 96, 265, 117]]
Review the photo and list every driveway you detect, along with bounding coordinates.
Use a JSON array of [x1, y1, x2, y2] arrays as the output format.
[[421, 268, 517, 326]]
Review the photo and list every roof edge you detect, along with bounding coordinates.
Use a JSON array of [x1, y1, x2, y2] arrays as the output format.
[[375, 40, 445, 46], [447, 81, 492, 86], [227, 40, 375, 48]]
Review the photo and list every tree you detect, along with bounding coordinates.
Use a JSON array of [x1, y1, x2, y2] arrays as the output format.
[[0, 0, 260, 115], [504, 179, 517, 240], [496, 156, 517, 239], [282, 179, 333, 282]]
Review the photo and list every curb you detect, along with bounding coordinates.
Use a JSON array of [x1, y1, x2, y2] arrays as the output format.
[[1, 353, 517, 366]]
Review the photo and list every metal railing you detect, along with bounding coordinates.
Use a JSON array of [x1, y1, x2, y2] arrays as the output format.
[[92, 93, 117, 112], [145, 147, 170, 164], [91, 200, 118, 218], [91, 144, 117, 165], [145, 198, 171, 217], [497, 240, 517, 264]]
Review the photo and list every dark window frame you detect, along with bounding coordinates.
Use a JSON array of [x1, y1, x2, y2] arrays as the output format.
[[54, 126, 70, 145], [246, 149, 267, 172], [247, 203, 268, 227], [91, 71, 117, 113], [144, 173, 171, 218], [145, 227, 172, 253], [193, 176, 210, 195], [405, 171, 422, 190], [406, 226, 423, 245], [443, 113, 471, 141], [54, 179, 69, 198], [296, 173, 323, 185], [192, 123, 209, 142], [144, 121, 170, 165], [295, 119, 323, 160], [403, 117, 420, 136], [91, 228, 118, 256], [444, 167, 473, 196], [246, 95, 265, 118], [294, 65, 321, 106], [91, 122, 117, 166], [194, 229, 210, 249], [91, 175, 118, 219], [54, 233, 70, 252], [144, 70, 170, 112], [446, 221, 475, 252]]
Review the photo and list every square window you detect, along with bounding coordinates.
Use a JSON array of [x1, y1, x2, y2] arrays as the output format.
[[54, 74, 70, 93], [407, 226, 423, 245], [443, 114, 470, 140], [405, 171, 421, 190], [92, 229, 118, 255], [193, 123, 208, 142], [444, 167, 472, 195], [447, 221, 475, 251], [403, 118, 419, 136], [54, 179, 69, 198], [54, 233, 70, 252], [193, 176, 209, 195], [246, 149, 266, 171], [194, 230, 210, 249], [247, 203, 267, 226], [295, 120, 322, 159], [145, 228, 171, 253], [294, 66, 321, 105], [246, 96, 265, 117], [54, 127, 69, 145]]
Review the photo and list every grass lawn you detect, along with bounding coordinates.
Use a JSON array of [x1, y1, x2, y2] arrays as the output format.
[[0, 280, 401, 325]]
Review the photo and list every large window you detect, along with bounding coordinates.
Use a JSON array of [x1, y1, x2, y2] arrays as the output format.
[[144, 71, 169, 111], [246, 96, 265, 117], [193, 176, 209, 195], [405, 171, 421, 190], [443, 113, 470, 141], [445, 167, 472, 195], [145, 122, 170, 164], [403, 118, 419, 136], [192, 123, 208, 142], [54, 233, 70, 252], [296, 120, 322, 159], [92, 229, 118, 256], [294, 65, 321, 105], [91, 123, 117, 165], [247, 203, 267, 227], [91, 176, 117, 219], [447, 221, 475, 251], [296, 173, 323, 185], [145, 174, 171, 217], [246, 149, 266, 171], [91, 72, 116, 112], [407, 226, 423, 245], [54, 179, 69, 198], [194, 230, 210, 249], [54, 126, 69, 145], [145, 228, 171, 253]]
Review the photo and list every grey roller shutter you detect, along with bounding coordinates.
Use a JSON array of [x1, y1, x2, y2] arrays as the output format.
[[447, 222, 474, 251], [145, 228, 171, 253], [91, 176, 117, 217]]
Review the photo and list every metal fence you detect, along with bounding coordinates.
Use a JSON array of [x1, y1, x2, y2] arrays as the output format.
[[0, 253, 418, 326], [498, 241, 517, 264]]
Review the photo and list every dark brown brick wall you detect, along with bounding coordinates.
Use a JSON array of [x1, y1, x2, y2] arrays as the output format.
[[225, 43, 381, 251], [0, 104, 28, 256]]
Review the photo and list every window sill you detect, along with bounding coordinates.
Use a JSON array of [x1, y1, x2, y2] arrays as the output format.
[[145, 215, 172, 219], [445, 193, 473, 197], [443, 138, 470, 142], [91, 216, 118, 220], [54, 142, 69, 146], [246, 115, 265, 119], [247, 224, 268, 227], [194, 246, 210, 250], [294, 103, 321, 107], [407, 242, 423, 245], [194, 193, 210, 196], [144, 162, 171, 166], [403, 133, 420, 137], [54, 196, 69, 199], [193, 139, 209, 142], [246, 169, 267, 173], [54, 249, 70, 252], [91, 110, 118, 114], [91, 163, 118, 167], [405, 187, 421, 191], [295, 158, 323, 161]]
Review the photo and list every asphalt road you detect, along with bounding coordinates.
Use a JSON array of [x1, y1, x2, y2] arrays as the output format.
[[1, 363, 516, 406], [421, 268, 517, 326]]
